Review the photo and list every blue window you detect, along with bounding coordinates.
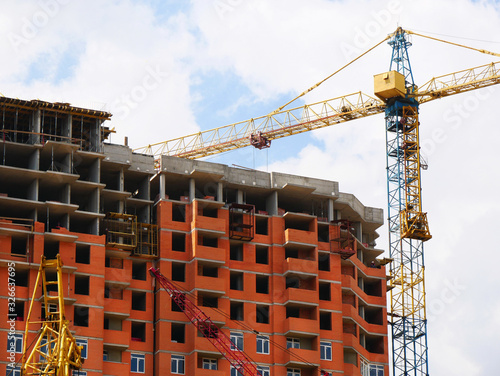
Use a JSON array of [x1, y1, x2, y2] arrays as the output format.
[[171, 354, 185, 374], [256, 335, 269, 354], [230, 332, 243, 351], [6, 365, 20, 376], [231, 366, 244, 376], [75, 338, 88, 359], [286, 337, 299, 349], [257, 366, 270, 376], [320, 341, 332, 361], [131, 353, 145, 373], [7, 333, 22, 353]]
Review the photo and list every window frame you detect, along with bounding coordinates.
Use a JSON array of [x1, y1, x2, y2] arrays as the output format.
[[230, 366, 244, 376], [75, 338, 88, 359], [230, 332, 244, 351], [287, 368, 301, 376], [202, 358, 217, 370], [286, 337, 300, 349], [130, 353, 145, 373], [7, 333, 23, 354], [6, 365, 20, 376], [256, 335, 270, 354], [320, 341, 332, 361], [171, 354, 185, 375], [257, 365, 270, 376]]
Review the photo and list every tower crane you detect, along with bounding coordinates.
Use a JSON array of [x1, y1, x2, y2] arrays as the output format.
[[136, 28, 500, 376], [21, 255, 83, 376]]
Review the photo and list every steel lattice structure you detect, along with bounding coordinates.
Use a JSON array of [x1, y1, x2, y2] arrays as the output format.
[[385, 28, 431, 376]]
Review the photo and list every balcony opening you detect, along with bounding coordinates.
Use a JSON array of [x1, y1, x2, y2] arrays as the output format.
[[230, 301, 244, 321], [230, 272, 244, 291], [75, 244, 90, 264], [320, 312, 332, 330], [286, 306, 300, 318], [172, 263, 186, 282], [131, 322, 146, 342], [132, 261, 147, 280], [364, 279, 382, 297], [318, 253, 330, 271], [74, 306, 89, 327], [284, 217, 312, 231], [104, 316, 122, 330], [256, 275, 269, 294], [132, 291, 147, 311], [11, 237, 27, 256], [255, 245, 268, 264], [172, 232, 186, 252], [199, 264, 218, 278], [103, 347, 123, 362], [365, 336, 384, 354], [365, 307, 384, 325], [285, 248, 298, 259], [256, 305, 269, 324], [343, 348, 358, 366], [199, 295, 218, 308], [172, 204, 186, 222], [255, 216, 268, 235], [230, 243, 243, 261], [75, 275, 90, 295], [286, 276, 300, 289], [200, 235, 218, 248], [201, 206, 218, 218], [319, 283, 331, 301], [171, 323, 186, 343], [16, 269, 29, 287]]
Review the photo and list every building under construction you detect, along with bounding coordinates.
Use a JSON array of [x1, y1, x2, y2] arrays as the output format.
[[0, 96, 388, 376]]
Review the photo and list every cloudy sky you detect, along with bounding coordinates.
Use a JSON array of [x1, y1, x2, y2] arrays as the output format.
[[2, 0, 500, 374]]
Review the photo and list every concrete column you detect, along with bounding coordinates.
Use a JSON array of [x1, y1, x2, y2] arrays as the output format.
[[217, 182, 223, 202], [328, 199, 334, 222], [159, 173, 166, 200], [89, 158, 100, 183], [265, 191, 278, 216], [236, 190, 244, 204], [118, 168, 125, 214], [62, 184, 70, 204], [189, 178, 195, 202], [63, 114, 72, 140], [28, 149, 39, 170], [32, 110, 41, 144], [27, 179, 38, 201]]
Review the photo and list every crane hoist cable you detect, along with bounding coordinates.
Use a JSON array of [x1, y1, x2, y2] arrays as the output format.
[[406, 30, 500, 58], [271, 34, 391, 114]]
